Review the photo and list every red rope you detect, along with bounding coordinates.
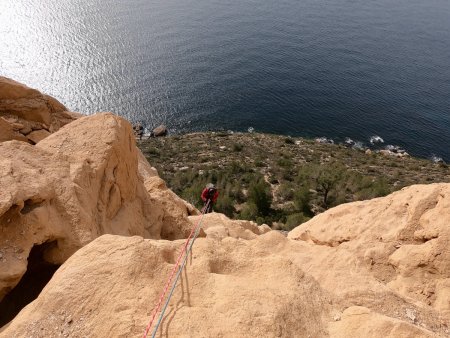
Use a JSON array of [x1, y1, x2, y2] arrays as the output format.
[[142, 201, 209, 338]]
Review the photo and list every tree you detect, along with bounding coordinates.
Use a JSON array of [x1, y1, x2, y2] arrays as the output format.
[[285, 212, 309, 230], [240, 202, 259, 220], [315, 164, 345, 208], [215, 195, 235, 218], [248, 179, 272, 216], [293, 187, 312, 215]]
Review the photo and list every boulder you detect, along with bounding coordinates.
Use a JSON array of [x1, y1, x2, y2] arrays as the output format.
[[0, 77, 78, 143], [0, 117, 28, 143], [143, 175, 201, 240], [189, 212, 271, 240], [26, 129, 51, 144], [133, 123, 144, 139], [152, 124, 167, 137], [0, 113, 196, 304]]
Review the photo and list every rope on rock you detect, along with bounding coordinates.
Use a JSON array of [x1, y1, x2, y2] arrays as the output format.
[[142, 200, 210, 338]]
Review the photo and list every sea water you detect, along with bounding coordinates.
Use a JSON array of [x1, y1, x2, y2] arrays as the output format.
[[1, 0, 449, 160]]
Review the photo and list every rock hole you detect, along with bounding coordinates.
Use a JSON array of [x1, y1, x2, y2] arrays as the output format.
[[161, 248, 176, 264], [0, 204, 22, 223], [208, 258, 233, 275], [0, 240, 60, 328], [20, 198, 45, 215]]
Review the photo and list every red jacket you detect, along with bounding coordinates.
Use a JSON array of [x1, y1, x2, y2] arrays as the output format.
[[201, 188, 219, 203]]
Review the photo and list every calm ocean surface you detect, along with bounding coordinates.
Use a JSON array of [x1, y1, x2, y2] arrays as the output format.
[[1, 0, 449, 160]]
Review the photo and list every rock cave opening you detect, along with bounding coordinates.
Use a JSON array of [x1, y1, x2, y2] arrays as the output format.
[[0, 240, 60, 328]]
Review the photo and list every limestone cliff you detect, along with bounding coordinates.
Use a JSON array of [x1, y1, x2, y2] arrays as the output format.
[[0, 78, 449, 337]]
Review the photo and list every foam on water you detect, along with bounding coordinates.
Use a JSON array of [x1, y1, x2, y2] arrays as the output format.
[[431, 154, 445, 164], [369, 136, 384, 144]]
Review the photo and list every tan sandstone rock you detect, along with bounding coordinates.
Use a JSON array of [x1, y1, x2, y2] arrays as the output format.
[[0, 77, 79, 143], [289, 183, 450, 333], [26, 129, 51, 144], [143, 176, 200, 240], [0, 79, 449, 337], [0, 117, 28, 143], [1, 229, 444, 337], [0, 113, 196, 303], [0, 234, 331, 338], [328, 306, 434, 338], [189, 212, 271, 240]]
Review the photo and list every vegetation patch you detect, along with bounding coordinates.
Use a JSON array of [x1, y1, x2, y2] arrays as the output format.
[[139, 132, 449, 229]]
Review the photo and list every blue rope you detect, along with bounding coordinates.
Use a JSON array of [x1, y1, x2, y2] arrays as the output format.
[[150, 202, 209, 338]]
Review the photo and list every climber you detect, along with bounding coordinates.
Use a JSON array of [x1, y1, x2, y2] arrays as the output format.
[[201, 183, 219, 213], [133, 123, 144, 140]]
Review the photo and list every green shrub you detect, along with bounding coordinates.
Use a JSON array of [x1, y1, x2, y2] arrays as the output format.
[[285, 213, 309, 230], [240, 202, 258, 220], [230, 161, 246, 174], [180, 181, 204, 207], [215, 195, 235, 218], [248, 179, 272, 216], [233, 143, 244, 152], [255, 217, 266, 225], [254, 159, 265, 167], [282, 170, 295, 182], [278, 183, 294, 201], [293, 188, 312, 215], [277, 158, 293, 168], [284, 137, 295, 144], [145, 147, 160, 156]]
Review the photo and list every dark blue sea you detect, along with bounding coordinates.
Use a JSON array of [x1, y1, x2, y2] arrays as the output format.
[[1, 0, 449, 160]]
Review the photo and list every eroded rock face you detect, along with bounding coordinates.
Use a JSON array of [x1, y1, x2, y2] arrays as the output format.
[[143, 175, 200, 240], [0, 77, 80, 144], [0, 234, 331, 338], [1, 181, 448, 336], [1, 231, 443, 337], [0, 117, 28, 142], [189, 212, 271, 240], [0, 113, 196, 303], [289, 183, 450, 333], [328, 306, 435, 338]]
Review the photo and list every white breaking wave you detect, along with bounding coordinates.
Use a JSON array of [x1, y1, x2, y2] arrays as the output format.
[[353, 141, 365, 150], [385, 145, 408, 154], [369, 135, 384, 144], [315, 137, 334, 144], [431, 154, 444, 163], [344, 137, 354, 145]]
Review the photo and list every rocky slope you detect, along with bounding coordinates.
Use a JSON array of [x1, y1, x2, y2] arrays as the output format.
[[139, 133, 449, 228]]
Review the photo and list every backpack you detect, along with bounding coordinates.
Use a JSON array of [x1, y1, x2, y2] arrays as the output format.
[[207, 187, 217, 199]]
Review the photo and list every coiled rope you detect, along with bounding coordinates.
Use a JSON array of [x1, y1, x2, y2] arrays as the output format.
[[142, 200, 210, 338]]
